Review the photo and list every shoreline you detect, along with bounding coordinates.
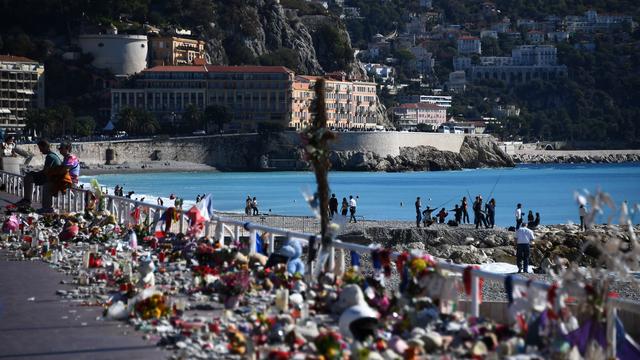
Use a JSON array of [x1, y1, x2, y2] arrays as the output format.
[[79, 161, 218, 176]]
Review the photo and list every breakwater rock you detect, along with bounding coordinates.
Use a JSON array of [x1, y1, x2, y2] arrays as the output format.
[[513, 152, 640, 164], [329, 135, 514, 171]]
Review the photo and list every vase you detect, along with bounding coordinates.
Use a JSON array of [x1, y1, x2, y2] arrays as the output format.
[[224, 294, 242, 309]]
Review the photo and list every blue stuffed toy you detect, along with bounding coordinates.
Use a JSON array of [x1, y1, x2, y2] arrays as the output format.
[[279, 237, 305, 275]]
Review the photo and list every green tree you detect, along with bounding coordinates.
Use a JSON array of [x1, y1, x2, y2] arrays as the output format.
[[204, 104, 233, 133], [72, 116, 96, 137], [182, 104, 203, 132], [117, 107, 139, 134]]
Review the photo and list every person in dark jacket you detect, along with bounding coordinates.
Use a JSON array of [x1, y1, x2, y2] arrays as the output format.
[[450, 204, 462, 224], [485, 198, 496, 228], [329, 193, 339, 218]]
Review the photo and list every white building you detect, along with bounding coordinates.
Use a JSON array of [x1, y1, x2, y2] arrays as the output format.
[[547, 31, 570, 42], [526, 31, 545, 44], [0, 55, 45, 130], [409, 46, 434, 75], [453, 56, 472, 71], [480, 30, 498, 39], [446, 71, 467, 92], [398, 95, 452, 108], [78, 34, 148, 76], [564, 10, 635, 33], [364, 63, 395, 82], [471, 45, 567, 84], [393, 102, 447, 130], [457, 36, 481, 55]]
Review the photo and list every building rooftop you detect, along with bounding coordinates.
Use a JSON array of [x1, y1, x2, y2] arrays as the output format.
[[398, 103, 445, 110], [0, 55, 38, 63], [144, 65, 294, 74]]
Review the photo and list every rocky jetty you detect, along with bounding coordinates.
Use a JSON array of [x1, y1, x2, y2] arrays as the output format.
[[513, 152, 640, 164], [329, 136, 514, 171]]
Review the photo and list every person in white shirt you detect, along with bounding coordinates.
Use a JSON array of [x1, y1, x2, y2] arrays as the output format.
[[579, 204, 588, 231], [515, 222, 535, 273], [515, 203, 523, 229], [349, 195, 357, 223]]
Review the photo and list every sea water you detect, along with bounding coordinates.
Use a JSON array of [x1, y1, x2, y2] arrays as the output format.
[[84, 163, 640, 226]]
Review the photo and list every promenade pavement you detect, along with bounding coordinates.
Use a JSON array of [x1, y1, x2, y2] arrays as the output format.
[[0, 195, 168, 360]]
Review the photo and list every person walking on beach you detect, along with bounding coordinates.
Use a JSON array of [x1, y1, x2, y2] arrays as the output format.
[[515, 222, 535, 273], [515, 203, 523, 229], [486, 198, 496, 228], [527, 210, 535, 228], [245, 196, 252, 215], [348, 195, 357, 223], [329, 194, 339, 218], [252, 197, 259, 216], [579, 204, 588, 231], [450, 204, 462, 224], [157, 197, 164, 206], [341, 197, 349, 217], [15, 140, 61, 212], [415, 197, 422, 227], [461, 197, 470, 224]]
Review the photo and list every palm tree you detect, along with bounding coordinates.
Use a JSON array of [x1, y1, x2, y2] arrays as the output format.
[[118, 107, 138, 134]]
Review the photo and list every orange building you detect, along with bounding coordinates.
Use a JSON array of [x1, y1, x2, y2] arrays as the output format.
[[148, 36, 206, 66], [291, 75, 381, 130]]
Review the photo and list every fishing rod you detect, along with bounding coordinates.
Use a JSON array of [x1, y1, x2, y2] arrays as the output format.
[[434, 195, 457, 209], [486, 175, 501, 200]]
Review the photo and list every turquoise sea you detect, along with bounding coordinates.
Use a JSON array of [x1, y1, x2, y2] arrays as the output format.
[[84, 163, 640, 226]]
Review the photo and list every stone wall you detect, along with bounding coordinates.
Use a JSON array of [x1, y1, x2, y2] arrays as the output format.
[[285, 131, 468, 157], [19, 132, 503, 171]]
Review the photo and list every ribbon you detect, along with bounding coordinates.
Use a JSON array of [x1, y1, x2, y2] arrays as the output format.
[[395, 251, 409, 274], [350, 251, 360, 267], [463, 265, 483, 302], [505, 275, 514, 305], [130, 206, 141, 223], [380, 249, 392, 277], [371, 249, 381, 271]]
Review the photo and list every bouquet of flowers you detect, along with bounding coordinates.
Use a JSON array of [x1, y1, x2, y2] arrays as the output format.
[[134, 293, 171, 320]]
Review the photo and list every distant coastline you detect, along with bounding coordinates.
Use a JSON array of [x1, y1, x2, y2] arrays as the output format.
[[512, 149, 640, 164]]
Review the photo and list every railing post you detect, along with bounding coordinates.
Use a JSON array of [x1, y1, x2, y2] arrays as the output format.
[[335, 248, 345, 276], [178, 210, 184, 233], [471, 271, 480, 317], [606, 301, 617, 359], [215, 221, 224, 246], [249, 229, 257, 255], [327, 245, 336, 272], [268, 233, 275, 255], [233, 225, 240, 246]]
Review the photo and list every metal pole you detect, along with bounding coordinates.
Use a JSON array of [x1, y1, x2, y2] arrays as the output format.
[[606, 301, 617, 359], [249, 229, 257, 255], [471, 271, 480, 317]]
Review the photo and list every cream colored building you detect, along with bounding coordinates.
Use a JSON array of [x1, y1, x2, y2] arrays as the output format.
[[0, 55, 45, 130], [291, 75, 380, 130], [148, 36, 206, 66]]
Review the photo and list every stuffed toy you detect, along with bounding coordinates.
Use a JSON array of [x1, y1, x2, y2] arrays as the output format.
[[279, 237, 305, 275]]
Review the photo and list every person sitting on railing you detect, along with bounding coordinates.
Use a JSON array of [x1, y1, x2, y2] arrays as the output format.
[[58, 141, 80, 187], [15, 140, 62, 212]]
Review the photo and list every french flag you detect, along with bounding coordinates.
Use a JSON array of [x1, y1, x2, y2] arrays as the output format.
[[152, 209, 168, 239], [187, 194, 215, 229]]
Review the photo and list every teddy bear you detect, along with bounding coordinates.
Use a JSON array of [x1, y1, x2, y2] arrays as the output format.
[[137, 259, 156, 289], [279, 237, 305, 275]]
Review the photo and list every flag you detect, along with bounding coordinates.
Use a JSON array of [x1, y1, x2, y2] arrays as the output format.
[[187, 194, 215, 227], [152, 209, 167, 239]]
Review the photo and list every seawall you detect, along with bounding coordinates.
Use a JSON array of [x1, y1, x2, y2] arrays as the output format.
[[20, 132, 510, 171]]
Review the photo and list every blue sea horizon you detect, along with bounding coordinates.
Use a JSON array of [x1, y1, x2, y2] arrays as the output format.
[[83, 163, 640, 227]]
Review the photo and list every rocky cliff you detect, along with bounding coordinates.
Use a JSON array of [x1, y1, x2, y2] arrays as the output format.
[[205, 0, 362, 77], [328, 135, 514, 171]]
